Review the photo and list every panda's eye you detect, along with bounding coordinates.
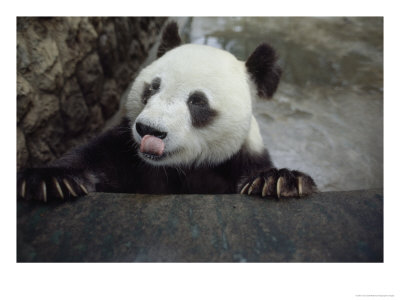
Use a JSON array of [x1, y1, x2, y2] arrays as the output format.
[[187, 91, 218, 127], [151, 77, 161, 90], [187, 91, 208, 107], [142, 77, 161, 104]]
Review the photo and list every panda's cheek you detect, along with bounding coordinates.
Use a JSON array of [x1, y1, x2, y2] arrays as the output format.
[[166, 125, 189, 151]]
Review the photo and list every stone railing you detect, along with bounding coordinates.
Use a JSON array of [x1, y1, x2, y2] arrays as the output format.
[[17, 189, 383, 262]]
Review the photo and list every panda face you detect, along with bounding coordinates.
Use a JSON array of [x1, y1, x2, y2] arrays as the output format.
[[126, 44, 254, 167]]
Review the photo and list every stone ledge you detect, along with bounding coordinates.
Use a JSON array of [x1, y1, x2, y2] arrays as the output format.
[[17, 189, 383, 262]]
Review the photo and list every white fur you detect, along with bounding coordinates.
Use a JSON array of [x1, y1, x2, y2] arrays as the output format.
[[126, 44, 264, 167], [245, 116, 264, 154]]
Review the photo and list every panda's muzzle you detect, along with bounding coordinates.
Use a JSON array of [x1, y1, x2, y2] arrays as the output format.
[[136, 122, 168, 158], [136, 122, 167, 139]]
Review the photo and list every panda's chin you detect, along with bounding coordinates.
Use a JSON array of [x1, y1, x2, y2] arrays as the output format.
[[140, 152, 166, 161], [138, 147, 187, 166], [138, 148, 176, 166]]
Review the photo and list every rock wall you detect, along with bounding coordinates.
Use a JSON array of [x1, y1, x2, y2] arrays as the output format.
[[17, 17, 166, 170]]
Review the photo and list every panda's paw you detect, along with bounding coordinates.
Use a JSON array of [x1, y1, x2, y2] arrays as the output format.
[[17, 167, 92, 202], [240, 168, 317, 199]]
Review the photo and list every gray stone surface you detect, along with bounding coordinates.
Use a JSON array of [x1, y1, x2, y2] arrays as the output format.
[[17, 189, 383, 262]]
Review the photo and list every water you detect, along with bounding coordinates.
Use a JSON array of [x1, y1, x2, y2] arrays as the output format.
[[178, 17, 383, 192]]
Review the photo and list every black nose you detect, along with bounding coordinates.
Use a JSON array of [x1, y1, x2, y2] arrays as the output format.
[[136, 122, 167, 139]]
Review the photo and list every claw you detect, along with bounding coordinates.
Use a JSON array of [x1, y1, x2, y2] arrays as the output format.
[[63, 178, 77, 197], [261, 176, 275, 197], [21, 180, 26, 199], [248, 177, 262, 195], [240, 182, 250, 194], [53, 177, 64, 199], [79, 184, 88, 195], [277, 177, 283, 198], [261, 180, 268, 197], [298, 176, 303, 196], [41, 181, 47, 202]]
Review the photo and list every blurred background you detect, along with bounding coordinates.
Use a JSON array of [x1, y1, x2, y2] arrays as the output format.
[[17, 17, 383, 192]]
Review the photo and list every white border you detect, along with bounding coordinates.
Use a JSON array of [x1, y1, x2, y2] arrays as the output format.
[[2, 1, 398, 299]]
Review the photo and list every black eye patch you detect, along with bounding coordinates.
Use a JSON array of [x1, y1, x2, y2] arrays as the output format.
[[187, 91, 218, 128], [142, 77, 161, 104]]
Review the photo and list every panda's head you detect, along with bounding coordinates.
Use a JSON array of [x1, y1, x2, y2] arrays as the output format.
[[126, 22, 281, 167]]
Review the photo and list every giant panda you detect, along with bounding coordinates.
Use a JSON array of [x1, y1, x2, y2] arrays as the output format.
[[17, 22, 317, 202]]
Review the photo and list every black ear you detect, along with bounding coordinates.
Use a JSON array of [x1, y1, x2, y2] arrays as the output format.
[[157, 21, 182, 58], [245, 43, 282, 98]]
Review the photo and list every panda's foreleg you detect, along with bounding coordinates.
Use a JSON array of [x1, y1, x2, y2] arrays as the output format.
[[17, 119, 136, 202], [17, 143, 108, 202], [239, 168, 317, 199], [17, 166, 95, 202]]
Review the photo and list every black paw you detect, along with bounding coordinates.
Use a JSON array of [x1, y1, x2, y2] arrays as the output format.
[[239, 168, 317, 199], [17, 167, 93, 202]]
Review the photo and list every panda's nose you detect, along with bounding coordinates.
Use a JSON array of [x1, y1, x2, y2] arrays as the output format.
[[136, 122, 168, 139]]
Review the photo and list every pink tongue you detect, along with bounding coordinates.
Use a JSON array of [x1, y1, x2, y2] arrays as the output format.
[[140, 135, 165, 156]]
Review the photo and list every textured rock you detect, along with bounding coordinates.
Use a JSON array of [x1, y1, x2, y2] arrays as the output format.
[[100, 79, 119, 119], [16, 128, 29, 167], [75, 53, 104, 106], [17, 189, 383, 262], [60, 78, 89, 134], [17, 17, 167, 170], [16, 75, 33, 123], [20, 93, 60, 134]]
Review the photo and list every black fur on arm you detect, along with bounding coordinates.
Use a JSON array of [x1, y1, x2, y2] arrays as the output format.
[[230, 147, 274, 191], [17, 118, 138, 202], [235, 147, 317, 198]]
